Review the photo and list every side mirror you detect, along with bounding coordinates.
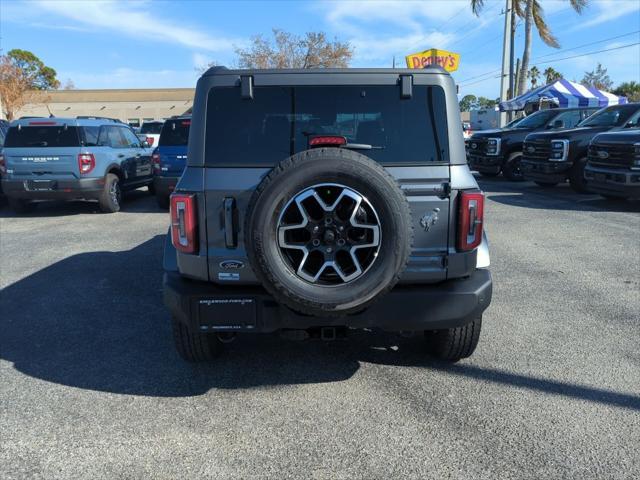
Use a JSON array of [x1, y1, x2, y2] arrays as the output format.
[[550, 119, 565, 129], [141, 141, 150, 148]]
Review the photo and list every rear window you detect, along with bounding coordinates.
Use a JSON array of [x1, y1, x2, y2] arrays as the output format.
[[159, 119, 191, 146], [4, 125, 80, 148], [205, 85, 449, 166], [140, 122, 163, 134]]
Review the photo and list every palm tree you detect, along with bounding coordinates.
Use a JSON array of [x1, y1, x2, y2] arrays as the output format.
[[528, 66, 540, 89], [472, 1, 588, 96], [543, 67, 562, 84]]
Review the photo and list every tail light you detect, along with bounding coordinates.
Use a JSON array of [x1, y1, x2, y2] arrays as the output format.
[[457, 191, 484, 251], [170, 194, 197, 254], [152, 151, 161, 173], [78, 153, 96, 175], [0, 153, 6, 174]]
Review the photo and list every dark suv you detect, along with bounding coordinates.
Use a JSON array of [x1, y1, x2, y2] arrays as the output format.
[[521, 103, 640, 191], [152, 116, 190, 208], [163, 67, 492, 362], [584, 130, 640, 200], [467, 107, 597, 181]]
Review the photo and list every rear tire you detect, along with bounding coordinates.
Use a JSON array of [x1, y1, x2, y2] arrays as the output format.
[[8, 198, 37, 214], [172, 317, 221, 362], [502, 152, 525, 181], [156, 194, 170, 209], [425, 317, 482, 362], [569, 157, 589, 193], [99, 173, 122, 213], [534, 181, 559, 188]]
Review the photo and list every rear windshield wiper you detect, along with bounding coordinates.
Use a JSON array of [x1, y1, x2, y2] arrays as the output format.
[[27, 141, 48, 147], [342, 143, 385, 150]]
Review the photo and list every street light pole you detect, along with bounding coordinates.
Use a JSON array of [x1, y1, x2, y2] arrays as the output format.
[[499, 0, 513, 127]]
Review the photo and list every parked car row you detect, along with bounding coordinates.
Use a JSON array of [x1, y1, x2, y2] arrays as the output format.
[[0, 115, 190, 213], [467, 103, 640, 199]]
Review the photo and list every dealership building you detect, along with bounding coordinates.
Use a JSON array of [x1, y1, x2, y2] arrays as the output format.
[[7, 88, 195, 126]]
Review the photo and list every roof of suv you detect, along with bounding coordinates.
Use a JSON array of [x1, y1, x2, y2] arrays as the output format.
[[11, 117, 124, 127], [202, 65, 451, 77]]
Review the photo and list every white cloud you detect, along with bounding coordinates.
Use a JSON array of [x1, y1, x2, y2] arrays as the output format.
[[571, 0, 640, 30], [350, 32, 456, 66], [192, 53, 211, 71], [323, 0, 478, 33], [58, 67, 199, 89], [317, 0, 501, 67], [30, 0, 238, 52]]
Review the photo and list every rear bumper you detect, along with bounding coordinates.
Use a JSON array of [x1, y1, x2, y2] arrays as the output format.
[[153, 175, 179, 198], [468, 154, 502, 174], [1, 177, 104, 200], [584, 165, 640, 199], [164, 269, 493, 333], [521, 159, 571, 183]]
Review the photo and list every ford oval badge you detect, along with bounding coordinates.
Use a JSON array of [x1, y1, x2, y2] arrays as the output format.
[[220, 260, 245, 270]]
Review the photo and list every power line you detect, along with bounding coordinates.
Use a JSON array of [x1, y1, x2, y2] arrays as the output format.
[[459, 42, 640, 88], [457, 31, 640, 85], [439, 3, 473, 31], [534, 30, 640, 60], [532, 42, 640, 66], [446, 2, 502, 51]]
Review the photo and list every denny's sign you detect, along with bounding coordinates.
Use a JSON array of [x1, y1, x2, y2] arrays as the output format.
[[405, 49, 460, 72]]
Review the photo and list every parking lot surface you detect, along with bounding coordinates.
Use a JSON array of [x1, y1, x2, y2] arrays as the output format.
[[1, 182, 639, 479]]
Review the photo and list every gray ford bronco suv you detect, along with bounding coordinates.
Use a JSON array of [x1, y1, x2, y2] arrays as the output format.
[[163, 66, 492, 362]]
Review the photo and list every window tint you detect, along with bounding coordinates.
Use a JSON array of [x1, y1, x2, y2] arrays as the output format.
[[140, 122, 163, 134], [99, 126, 127, 148], [579, 105, 640, 127], [624, 109, 640, 128], [159, 119, 191, 146], [513, 110, 558, 129], [206, 86, 292, 165], [81, 126, 101, 146], [4, 125, 80, 148], [120, 127, 141, 147], [549, 110, 582, 128], [205, 85, 449, 165]]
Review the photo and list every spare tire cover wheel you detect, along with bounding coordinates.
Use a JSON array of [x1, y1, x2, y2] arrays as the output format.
[[245, 148, 413, 317]]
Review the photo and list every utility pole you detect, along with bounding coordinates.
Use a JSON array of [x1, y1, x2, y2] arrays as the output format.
[[508, 3, 516, 123], [499, 0, 513, 127]]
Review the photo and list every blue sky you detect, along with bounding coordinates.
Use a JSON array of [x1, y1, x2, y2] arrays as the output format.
[[1, 0, 639, 99]]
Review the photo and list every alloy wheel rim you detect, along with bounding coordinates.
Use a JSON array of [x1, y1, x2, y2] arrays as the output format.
[[276, 183, 381, 285]]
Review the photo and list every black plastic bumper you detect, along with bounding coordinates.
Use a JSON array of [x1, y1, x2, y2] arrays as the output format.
[[584, 165, 640, 199], [153, 176, 179, 199], [164, 269, 493, 333], [521, 159, 571, 183], [468, 154, 502, 174], [1, 177, 104, 200]]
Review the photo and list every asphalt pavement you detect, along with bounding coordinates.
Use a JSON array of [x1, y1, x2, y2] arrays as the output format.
[[1, 181, 639, 479]]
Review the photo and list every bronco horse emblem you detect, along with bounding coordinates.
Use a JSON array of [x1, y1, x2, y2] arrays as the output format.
[[420, 208, 440, 232]]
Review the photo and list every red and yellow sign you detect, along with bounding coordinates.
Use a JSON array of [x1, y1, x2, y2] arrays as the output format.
[[405, 49, 460, 72]]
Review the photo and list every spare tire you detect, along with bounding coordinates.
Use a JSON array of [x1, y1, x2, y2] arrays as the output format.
[[245, 147, 413, 317]]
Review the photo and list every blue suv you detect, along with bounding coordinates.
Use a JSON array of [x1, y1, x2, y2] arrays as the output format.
[[152, 115, 190, 208], [1, 117, 154, 213]]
